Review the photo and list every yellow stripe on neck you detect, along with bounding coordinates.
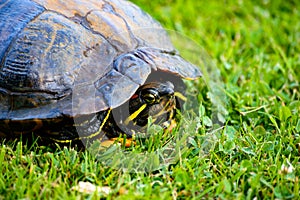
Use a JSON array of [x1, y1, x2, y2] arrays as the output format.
[[125, 103, 147, 125], [174, 92, 187, 101]]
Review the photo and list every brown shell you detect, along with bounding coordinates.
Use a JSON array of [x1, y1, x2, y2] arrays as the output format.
[[0, 0, 201, 121]]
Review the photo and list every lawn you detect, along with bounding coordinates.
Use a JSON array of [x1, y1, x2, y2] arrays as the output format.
[[1, 0, 299, 199]]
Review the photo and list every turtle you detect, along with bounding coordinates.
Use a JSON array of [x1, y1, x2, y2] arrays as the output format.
[[0, 0, 201, 146]]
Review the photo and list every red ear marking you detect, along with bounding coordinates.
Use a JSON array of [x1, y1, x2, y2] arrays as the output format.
[[130, 94, 138, 99]]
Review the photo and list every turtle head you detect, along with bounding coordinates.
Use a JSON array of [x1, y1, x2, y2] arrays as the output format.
[[126, 81, 181, 131]]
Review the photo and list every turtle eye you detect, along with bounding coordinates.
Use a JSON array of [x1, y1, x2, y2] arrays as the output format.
[[141, 89, 159, 104]]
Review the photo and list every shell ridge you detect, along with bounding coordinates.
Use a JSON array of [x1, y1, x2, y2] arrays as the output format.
[[137, 47, 202, 79]]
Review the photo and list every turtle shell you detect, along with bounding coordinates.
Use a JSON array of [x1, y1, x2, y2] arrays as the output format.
[[0, 0, 201, 128]]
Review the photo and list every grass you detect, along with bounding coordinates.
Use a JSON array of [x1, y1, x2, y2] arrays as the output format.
[[1, 0, 300, 199]]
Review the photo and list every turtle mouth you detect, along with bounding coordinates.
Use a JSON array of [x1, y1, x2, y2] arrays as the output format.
[[143, 95, 177, 124], [126, 89, 182, 134]]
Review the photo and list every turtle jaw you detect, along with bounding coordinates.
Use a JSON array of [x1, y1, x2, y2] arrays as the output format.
[[147, 94, 177, 124], [127, 81, 180, 131]]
